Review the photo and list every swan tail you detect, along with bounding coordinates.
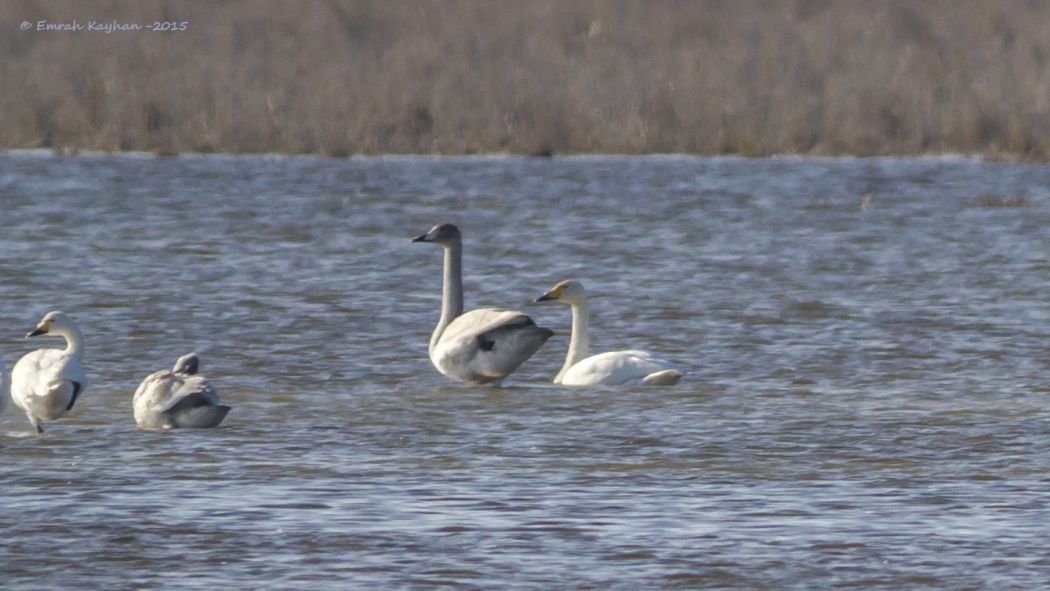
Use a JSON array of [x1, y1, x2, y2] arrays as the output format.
[[168, 404, 230, 428], [477, 324, 554, 379], [642, 369, 683, 385], [504, 325, 554, 368], [163, 391, 229, 428]]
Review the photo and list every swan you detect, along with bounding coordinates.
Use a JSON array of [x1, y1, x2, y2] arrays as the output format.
[[11, 311, 89, 433], [534, 280, 684, 386], [133, 352, 230, 429], [412, 223, 553, 385]]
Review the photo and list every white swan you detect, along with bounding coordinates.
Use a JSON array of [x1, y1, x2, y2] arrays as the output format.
[[133, 352, 230, 429], [535, 280, 684, 386], [412, 223, 553, 385], [11, 311, 89, 433]]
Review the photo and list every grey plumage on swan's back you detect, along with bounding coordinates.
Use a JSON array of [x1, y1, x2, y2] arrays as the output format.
[[164, 392, 231, 428]]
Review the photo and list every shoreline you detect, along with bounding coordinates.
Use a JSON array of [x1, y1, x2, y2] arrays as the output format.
[[0, 148, 1014, 164]]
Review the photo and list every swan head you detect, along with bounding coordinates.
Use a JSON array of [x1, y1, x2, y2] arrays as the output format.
[[26, 310, 75, 338], [173, 352, 200, 375], [412, 223, 461, 246], [535, 279, 586, 305]]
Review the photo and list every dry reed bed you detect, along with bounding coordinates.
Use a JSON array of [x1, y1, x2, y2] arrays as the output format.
[[3, 0, 1050, 157]]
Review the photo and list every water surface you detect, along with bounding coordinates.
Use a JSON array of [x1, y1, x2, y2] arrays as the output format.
[[0, 153, 1048, 589]]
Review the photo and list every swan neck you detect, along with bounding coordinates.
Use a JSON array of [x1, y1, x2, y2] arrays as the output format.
[[56, 325, 85, 360], [556, 299, 590, 382], [432, 240, 464, 352]]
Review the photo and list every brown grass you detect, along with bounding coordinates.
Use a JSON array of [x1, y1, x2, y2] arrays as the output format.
[[4, 0, 1050, 157]]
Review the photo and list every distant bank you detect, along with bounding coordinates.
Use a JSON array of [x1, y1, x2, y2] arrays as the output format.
[[4, 1, 1049, 159]]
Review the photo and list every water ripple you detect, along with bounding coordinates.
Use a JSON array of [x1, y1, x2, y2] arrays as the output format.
[[0, 154, 1048, 589]]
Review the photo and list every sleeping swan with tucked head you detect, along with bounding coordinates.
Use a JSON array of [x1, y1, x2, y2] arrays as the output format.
[[535, 280, 683, 386], [133, 352, 230, 429], [11, 311, 89, 433], [412, 223, 553, 385]]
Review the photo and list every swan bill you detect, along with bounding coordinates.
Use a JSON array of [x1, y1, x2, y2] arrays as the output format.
[[412, 223, 461, 245], [534, 281, 570, 303]]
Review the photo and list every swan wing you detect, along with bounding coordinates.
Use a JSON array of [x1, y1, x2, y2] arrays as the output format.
[[433, 308, 553, 383], [438, 308, 531, 342], [560, 350, 682, 386]]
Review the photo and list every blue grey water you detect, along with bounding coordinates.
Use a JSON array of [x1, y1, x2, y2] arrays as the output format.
[[0, 152, 1048, 589]]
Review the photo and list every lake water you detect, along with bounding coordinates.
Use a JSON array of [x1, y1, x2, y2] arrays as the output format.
[[0, 152, 1048, 589]]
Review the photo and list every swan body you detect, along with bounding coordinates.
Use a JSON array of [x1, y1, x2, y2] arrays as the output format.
[[134, 352, 230, 429], [558, 350, 684, 386], [535, 280, 683, 386], [413, 223, 553, 385], [11, 311, 89, 433]]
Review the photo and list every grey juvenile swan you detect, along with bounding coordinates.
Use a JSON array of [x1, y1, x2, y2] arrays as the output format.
[[412, 223, 553, 385], [133, 352, 230, 429]]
